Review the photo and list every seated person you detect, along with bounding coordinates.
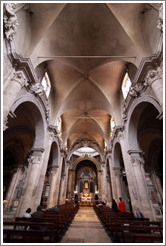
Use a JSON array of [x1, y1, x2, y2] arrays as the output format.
[[47, 205, 59, 212], [31, 205, 44, 218], [23, 208, 32, 218]]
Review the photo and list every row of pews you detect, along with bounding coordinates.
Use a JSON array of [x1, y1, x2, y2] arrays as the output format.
[[94, 205, 163, 243], [3, 203, 79, 243]]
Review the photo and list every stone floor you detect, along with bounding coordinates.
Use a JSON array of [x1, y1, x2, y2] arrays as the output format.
[[60, 206, 112, 243]]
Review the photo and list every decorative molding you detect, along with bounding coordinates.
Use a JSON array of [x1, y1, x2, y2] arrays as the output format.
[[122, 100, 128, 124], [29, 82, 44, 96], [7, 51, 39, 85], [68, 138, 104, 162], [48, 125, 62, 146], [28, 155, 42, 164], [113, 166, 121, 176], [157, 4, 163, 32], [12, 70, 28, 87], [110, 125, 124, 148], [128, 149, 145, 166], [3, 3, 19, 41], [145, 67, 163, 86], [128, 82, 148, 98]]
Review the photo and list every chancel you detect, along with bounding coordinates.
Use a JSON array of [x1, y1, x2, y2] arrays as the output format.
[[3, 1, 163, 244]]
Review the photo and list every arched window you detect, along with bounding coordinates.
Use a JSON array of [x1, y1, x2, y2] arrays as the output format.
[[41, 72, 51, 97], [121, 72, 131, 99], [110, 117, 115, 132]]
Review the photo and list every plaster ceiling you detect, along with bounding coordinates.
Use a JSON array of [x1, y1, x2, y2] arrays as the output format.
[[17, 2, 160, 152]]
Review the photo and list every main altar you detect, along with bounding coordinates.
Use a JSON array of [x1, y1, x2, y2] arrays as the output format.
[[80, 189, 93, 204]]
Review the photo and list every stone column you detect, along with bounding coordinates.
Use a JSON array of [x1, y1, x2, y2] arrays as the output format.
[[17, 149, 44, 216], [67, 168, 74, 200], [97, 170, 102, 194], [47, 167, 59, 208], [58, 173, 67, 205], [62, 162, 70, 203], [108, 156, 118, 202], [106, 175, 112, 202], [34, 126, 61, 209], [145, 67, 163, 109], [129, 150, 155, 219], [114, 167, 123, 199], [4, 165, 22, 210], [3, 71, 28, 129], [100, 163, 107, 201], [72, 170, 76, 197]]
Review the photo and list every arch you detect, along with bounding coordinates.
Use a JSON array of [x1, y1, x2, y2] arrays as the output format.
[[10, 95, 47, 149], [113, 141, 123, 169], [48, 140, 60, 170], [72, 156, 101, 172], [67, 139, 104, 162], [126, 95, 161, 150]]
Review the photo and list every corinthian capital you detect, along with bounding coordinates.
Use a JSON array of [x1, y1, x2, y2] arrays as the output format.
[[12, 71, 28, 87], [3, 3, 19, 41], [28, 155, 41, 165], [145, 67, 162, 86], [113, 167, 121, 176]]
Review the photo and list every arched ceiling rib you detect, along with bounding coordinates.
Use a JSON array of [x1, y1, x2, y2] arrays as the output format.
[[106, 3, 152, 59], [14, 3, 160, 152]]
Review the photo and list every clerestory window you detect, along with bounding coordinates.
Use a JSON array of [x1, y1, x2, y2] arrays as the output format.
[[121, 72, 131, 99], [41, 72, 51, 97]]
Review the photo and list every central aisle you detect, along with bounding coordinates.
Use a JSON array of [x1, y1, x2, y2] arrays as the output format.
[[60, 206, 112, 243]]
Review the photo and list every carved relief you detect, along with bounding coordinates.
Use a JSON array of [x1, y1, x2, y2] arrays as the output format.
[[12, 71, 28, 87], [113, 167, 121, 176], [157, 4, 163, 32], [130, 156, 144, 166], [30, 82, 44, 96], [122, 100, 127, 124], [3, 3, 19, 41], [145, 67, 163, 86], [28, 155, 42, 164], [128, 82, 148, 98]]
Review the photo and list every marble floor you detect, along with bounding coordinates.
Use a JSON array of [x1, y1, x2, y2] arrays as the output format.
[[60, 206, 112, 244]]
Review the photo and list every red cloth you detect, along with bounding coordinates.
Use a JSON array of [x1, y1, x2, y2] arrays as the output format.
[[118, 201, 126, 212]]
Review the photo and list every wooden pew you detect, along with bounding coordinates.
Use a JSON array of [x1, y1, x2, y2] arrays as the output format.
[[3, 221, 55, 243], [3, 229, 49, 243], [93, 204, 163, 243], [14, 203, 79, 242]]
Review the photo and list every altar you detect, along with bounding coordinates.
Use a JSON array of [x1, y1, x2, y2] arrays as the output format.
[[81, 196, 92, 203]]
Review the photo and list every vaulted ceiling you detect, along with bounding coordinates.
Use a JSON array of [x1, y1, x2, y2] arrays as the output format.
[[14, 2, 161, 153]]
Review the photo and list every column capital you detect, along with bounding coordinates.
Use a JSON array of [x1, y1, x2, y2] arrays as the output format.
[[145, 67, 162, 86], [113, 166, 121, 176], [128, 150, 145, 166], [12, 71, 28, 87], [3, 3, 19, 41], [28, 148, 44, 164]]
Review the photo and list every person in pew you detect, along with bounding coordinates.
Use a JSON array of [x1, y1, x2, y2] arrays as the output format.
[[31, 205, 44, 218], [112, 199, 118, 212], [23, 208, 32, 218], [102, 201, 106, 205], [118, 197, 126, 212], [135, 208, 144, 218], [47, 205, 59, 212]]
